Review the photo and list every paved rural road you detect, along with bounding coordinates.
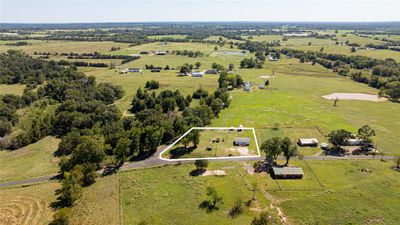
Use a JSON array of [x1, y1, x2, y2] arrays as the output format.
[[0, 149, 396, 188]]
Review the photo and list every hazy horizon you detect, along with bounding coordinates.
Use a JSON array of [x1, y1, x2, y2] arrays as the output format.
[[1, 0, 399, 23]]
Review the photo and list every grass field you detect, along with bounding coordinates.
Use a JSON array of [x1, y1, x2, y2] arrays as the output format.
[[118, 159, 400, 225], [0, 40, 130, 54], [69, 175, 120, 225], [0, 84, 26, 96], [274, 160, 400, 225], [0, 182, 60, 225], [120, 162, 273, 225], [162, 129, 258, 159], [0, 136, 60, 183]]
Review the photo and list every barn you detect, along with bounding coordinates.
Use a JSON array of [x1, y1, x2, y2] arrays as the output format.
[[271, 167, 304, 179]]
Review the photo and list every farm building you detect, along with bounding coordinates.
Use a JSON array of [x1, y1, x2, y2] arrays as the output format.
[[130, 54, 140, 57], [259, 85, 266, 89], [234, 137, 250, 146], [191, 71, 204, 77], [205, 69, 218, 74], [297, 138, 319, 147], [271, 167, 304, 179], [140, 51, 149, 54], [155, 50, 167, 55], [129, 68, 142, 73]]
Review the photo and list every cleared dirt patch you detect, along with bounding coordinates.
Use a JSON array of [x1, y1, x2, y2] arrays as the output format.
[[322, 93, 387, 102]]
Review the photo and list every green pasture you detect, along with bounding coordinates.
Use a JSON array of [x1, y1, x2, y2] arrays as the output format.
[[0, 136, 60, 183], [120, 162, 272, 225], [0, 40, 130, 54]]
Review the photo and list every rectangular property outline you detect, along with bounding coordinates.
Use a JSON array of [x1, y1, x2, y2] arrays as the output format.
[[159, 127, 261, 161]]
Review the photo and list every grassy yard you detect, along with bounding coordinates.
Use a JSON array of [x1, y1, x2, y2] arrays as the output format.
[[162, 129, 258, 159], [0, 182, 60, 225], [0, 136, 60, 183]]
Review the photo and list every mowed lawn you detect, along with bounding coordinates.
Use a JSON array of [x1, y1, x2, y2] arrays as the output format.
[[162, 129, 258, 159], [0, 136, 60, 183], [0, 182, 60, 225], [120, 162, 272, 225]]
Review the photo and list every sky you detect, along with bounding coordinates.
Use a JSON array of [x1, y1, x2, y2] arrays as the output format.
[[0, 0, 399, 23]]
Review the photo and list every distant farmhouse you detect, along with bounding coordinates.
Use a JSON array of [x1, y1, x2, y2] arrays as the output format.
[[271, 167, 304, 179], [234, 137, 250, 146]]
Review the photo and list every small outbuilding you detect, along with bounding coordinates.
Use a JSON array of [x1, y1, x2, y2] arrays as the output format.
[[234, 137, 250, 146], [271, 167, 304, 179], [205, 69, 218, 74], [120, 68, 128, 74], [191, 71, 204, 77], [297, 138, 319, 147], [155, 50, 167, 55], [128, 68, 142, 73]]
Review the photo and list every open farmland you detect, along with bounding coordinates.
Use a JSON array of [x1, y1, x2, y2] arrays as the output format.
[[0, 21, 400, 225]]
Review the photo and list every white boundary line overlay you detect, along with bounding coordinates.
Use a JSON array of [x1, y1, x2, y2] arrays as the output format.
[[159, 127, 261, 162]]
